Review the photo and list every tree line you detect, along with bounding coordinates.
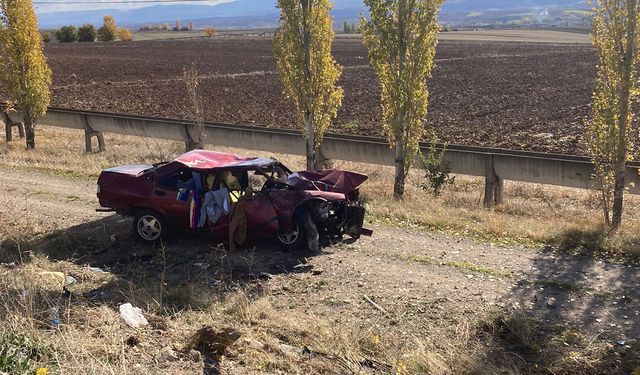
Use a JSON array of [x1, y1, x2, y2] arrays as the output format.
[[0, 0, 638, 230], [45, 15, 132, 43]]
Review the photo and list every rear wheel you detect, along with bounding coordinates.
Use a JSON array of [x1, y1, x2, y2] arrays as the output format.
[[133, 210, 168, 244]]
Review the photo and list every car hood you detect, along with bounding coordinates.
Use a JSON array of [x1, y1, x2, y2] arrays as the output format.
[[287, 170, 368, 194], [103, 164, 154, 177]]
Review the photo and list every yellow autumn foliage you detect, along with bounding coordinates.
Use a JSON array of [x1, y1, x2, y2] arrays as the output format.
[[274, 0, 343, 168], [0, 0, 52, 149]]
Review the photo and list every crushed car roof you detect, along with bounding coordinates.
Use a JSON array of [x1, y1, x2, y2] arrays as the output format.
[[174, 150, 275, 170]]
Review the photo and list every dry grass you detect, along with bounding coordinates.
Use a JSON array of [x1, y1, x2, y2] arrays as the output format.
[[2, 126, 640, 260]]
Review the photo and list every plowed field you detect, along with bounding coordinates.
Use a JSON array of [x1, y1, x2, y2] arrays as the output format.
[[28, 37, 619, 155]]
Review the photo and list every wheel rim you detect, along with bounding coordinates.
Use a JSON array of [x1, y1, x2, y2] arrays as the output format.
[[278, 222, 300, 245], [137, 215, 162, 241]]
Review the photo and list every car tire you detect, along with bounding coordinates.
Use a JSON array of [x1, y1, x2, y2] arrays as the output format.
[[277, 209, 319, 251], [133, 209, 168, 244]]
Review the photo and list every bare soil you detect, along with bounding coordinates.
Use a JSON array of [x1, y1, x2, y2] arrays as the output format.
[[18, 37, 618, 156], [1, 166, 639, 373]]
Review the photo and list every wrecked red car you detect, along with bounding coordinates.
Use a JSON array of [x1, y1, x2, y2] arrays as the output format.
[[96, 150, 371, 250]]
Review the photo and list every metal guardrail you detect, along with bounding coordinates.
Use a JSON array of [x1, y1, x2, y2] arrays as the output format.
[[3, 106, 640, 205]]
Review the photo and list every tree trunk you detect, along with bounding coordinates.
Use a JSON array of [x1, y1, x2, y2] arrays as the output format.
[[301, 0, 316, 170], [611, 162, 626, 229], [393, 0, 408, 199], [24, 117, 35, 149], [305, 111, 315, 171], [393, 133, 406, 198], [611, 0, 638, 230]]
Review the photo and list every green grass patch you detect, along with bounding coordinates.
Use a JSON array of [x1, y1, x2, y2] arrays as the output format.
[[407, 255, 515, 278]]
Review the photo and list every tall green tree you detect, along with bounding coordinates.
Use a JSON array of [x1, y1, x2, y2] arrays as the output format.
[[77, 23, 97, 42], [274, 0, 344, 170], [361, 0, 443, 198], [97, 15, 117, 42], [587, 0, 640, 230], [55, 25, 77, 42], [0, 0, 52, 149]]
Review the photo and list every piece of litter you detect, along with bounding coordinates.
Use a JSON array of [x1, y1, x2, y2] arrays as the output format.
[[89, 267, 105, 273], [119, 303, 148, 329], [64, 276, 77, 286], [617, 340, 626, 346], [596, 319, 602, 323]]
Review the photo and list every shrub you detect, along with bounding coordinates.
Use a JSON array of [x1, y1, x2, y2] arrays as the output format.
[[420, 132, 455, 197], [54, 25, 77, 43], [77, 23, 96, 42], [205, 27, 216, 37], [117, 28, 133, 42], [41, 32, 52, 43], [97, 15, 117, 42]]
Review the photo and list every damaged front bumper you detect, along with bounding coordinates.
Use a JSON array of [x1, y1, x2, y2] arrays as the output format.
[[316, 201, 373, 239]]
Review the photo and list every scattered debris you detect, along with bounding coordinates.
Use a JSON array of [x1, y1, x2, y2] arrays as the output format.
[[119, 303, 148, 329], [64, 275, 77, 286], [0, 262, 16, 268], [48, 308, 61, 327], [191, 326, 241, 359], [126, 336, 140, 347], [157, 346, 178, 362], [244, 338, 264, 350], [546, 297, 557, 308], [311, 268, 324, 276], [88, 266, 106, 273], [86, 289, 108, 301], [617, 340, 626, 346], [188, 349, 201, 362], [363, 294, 387, 315]]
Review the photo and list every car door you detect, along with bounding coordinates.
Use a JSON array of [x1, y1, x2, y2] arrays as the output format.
[[241, 192, 279, 241], [151, 167, 194, 229]]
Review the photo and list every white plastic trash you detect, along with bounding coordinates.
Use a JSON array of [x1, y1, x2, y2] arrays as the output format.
[[119, 303, 148, 329]]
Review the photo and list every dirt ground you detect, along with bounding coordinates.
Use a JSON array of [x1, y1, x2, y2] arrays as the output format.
[[5, 36, 617, 156], [1, 165, 639, 374]]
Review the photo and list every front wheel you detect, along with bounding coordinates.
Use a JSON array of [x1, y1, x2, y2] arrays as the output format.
[[277, 209, 319, 251], [277, 216, 305, 249], [133, 209, 168, 244]]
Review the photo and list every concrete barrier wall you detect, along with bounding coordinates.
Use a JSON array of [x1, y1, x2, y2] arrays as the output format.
[[3, 107, 640, 197]]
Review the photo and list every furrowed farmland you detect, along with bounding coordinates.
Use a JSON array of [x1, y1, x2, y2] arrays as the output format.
[[37, 36, 607, 155]]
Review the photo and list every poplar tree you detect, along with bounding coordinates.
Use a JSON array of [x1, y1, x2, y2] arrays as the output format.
[[97, 15, 118, 42], [587, 0, 640, 229], [0, 0, 52, 149], [361, 0, 443, 198], [274, 0, 344, 170]]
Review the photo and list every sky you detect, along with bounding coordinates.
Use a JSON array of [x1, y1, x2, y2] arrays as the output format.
[[34, 0, 229, 13]]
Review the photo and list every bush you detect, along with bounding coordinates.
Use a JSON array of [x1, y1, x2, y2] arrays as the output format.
[[41, 32, 52, 43], [97, 15, 117, 42], [54, 25, 77, 43], [117, 28, 133, 42], [420, 133, 455, 197], [77, 23, 96, 42], [205, 27, 216, 37]]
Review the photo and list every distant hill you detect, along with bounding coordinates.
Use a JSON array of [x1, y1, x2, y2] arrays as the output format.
[[37, 0, 588, 29]]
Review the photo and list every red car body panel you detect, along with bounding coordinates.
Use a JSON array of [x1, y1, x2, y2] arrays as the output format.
[[97, 150, 369, 244]]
